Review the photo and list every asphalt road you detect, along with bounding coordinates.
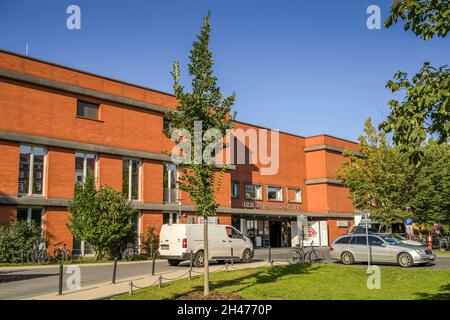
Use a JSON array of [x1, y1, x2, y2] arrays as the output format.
[[0, 248, 449, 300]]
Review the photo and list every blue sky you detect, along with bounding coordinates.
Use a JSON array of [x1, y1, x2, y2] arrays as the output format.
[[0, 0, 448, 141]]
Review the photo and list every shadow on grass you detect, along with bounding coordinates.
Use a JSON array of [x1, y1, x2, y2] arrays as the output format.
[[415, 283, 450, 300], [171, 263, 318, 300]]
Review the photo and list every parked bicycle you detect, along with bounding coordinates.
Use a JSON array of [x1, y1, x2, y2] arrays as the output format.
[[287, 240, 325, 264], [120, 243, 158, 261], [27, 240, 49, 264], [53, 241, 73, 263]]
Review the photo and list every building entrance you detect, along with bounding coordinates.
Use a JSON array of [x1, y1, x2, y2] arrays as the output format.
[[234, 217, 292, 248]]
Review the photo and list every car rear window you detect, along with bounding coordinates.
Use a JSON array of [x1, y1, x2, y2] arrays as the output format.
[[335, 237, 350, 244]]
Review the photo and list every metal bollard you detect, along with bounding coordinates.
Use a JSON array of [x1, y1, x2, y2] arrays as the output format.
[[269, 245, 272, 263], [158, 275, 162, 288], [189, 250, 193, 280], [225, 262, 228, 272], [231, 247, 234, 266], [129, 281, 133, 295], [112, 257, 118, 284], [271, 259, 274, 269], [151, 251, 156, 276], [58, 263, 63, 295]]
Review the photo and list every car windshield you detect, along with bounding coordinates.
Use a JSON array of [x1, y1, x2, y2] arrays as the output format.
[[379, 235, 402, 245], [392, 234, 406, 241]]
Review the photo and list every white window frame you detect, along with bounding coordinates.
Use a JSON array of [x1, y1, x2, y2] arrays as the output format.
[[19, 145, 47, 197], [245, 184, 263, 200], [267, 185, 283, 202], [75, 151, 98, 184], [287, 187, 302, 203], [164, 212, 179, 225], [164, 163, 178, 204], [123, 158, 142, 201], [17, 207, 45, 236], [231, 182, 240, 199]]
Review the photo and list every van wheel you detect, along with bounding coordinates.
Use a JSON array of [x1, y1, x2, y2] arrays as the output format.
[[168, 259, 180, 266], [241, 249, 252, 263], [341, 251, 355, 265], [193, 251, 204, 267], [398, 252, 414, 267]]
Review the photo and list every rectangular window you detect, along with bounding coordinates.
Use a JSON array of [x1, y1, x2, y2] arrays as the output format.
[[17, 207, 43, 228], [77, 100, 99, 120], [123, 159, 140, 201], [245, 184, 262, 200], [75, 152, 97, 183], [287, 187, 302, 203], [18, 145, 46, 196], [231, 182, 240, 199], [267, 186, 283, 201], [163, 163, 177, 203], [163, 118, 170, 131], [163, 212, 179, 225]]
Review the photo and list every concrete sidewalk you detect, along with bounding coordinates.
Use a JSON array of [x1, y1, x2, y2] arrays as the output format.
[[27, 260, 282, 300]]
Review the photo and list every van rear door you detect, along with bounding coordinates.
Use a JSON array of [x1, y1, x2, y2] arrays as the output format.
[[159, 224, 187, 258]]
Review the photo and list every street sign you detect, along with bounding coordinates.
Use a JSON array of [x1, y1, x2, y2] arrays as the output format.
[[406, 225, 413, 234], [406, 218, 413, 225]]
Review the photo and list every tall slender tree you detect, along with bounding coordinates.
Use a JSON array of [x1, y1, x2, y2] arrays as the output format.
[[164, 12, 235, 296]]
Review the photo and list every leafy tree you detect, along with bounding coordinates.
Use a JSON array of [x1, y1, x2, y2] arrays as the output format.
[[338, 118, 450, 230], [68, 170, 137, 259], [385, 0, 450, 40], [380, 0, 450, 163], [164, 12, 235, 296], [408, 141, 450, 229], [380, 63, 450, 163], [338, 119, 412, 229]]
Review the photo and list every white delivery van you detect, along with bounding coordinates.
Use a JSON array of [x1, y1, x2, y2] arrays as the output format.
[[158, 224, 254, 267]]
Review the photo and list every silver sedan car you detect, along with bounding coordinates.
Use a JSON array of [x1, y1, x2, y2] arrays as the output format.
[[330, 233, 435, 267]]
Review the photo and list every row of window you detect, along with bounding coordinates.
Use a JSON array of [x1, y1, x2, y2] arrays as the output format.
[[231, 182, 302, 203], [18, 145, 176, 202], [18, 144, 302, 204]]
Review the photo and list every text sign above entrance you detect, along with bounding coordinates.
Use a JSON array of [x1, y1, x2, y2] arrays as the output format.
[[241, 201, 301, 211]]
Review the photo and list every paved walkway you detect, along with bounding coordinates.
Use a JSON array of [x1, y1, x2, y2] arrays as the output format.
[[26, 259, 281, 300]]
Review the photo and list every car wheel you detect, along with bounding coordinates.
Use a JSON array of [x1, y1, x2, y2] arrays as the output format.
[[398, 252, 414, 267], [241, 249, 252, 263], [168, 259, 180, 266], [341, 251, 355, 265], [193, 251, 204, 267]]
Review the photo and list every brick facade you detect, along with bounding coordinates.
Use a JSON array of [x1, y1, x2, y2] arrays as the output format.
[[0, 50, 358, 251]]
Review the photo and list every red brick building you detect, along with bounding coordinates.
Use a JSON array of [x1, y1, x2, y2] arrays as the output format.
[[0, 50, 358, 254]]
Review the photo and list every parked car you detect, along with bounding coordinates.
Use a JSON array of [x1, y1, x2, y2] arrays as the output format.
[[158, 224, 254, 267], [330, 233, 435, 267]]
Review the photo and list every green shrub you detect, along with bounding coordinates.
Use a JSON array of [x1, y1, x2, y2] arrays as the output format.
[[141, 226, 159, 257], [0, 220, 43, 263]]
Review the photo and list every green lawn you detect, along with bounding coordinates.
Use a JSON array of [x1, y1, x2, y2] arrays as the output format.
[[436, 251, 450, 257], [114, 264, 450, 300]]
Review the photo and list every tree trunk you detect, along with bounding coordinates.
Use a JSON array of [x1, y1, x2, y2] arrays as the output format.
[[203, 217, 210, 296]]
